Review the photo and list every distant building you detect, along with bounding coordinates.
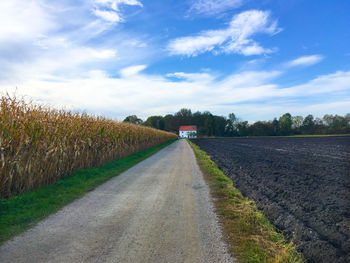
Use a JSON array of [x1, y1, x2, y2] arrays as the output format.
[[179, 125, 197, 138]]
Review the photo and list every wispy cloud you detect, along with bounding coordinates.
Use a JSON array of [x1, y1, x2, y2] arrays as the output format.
[[90, 49, 117, 59], [95, 0, 143, 9], [0, 0, 348, 123], [285, 55, 324, 68], [168, 10, 281, 56], [166, 72, 215, 82], [92, 0, 143, 23], [0, 1, 55, 41], [281, 70, 350, 96], [189, 0, 243, 16], [120, 65, 147, 77], [0, 0, 152, 84], [93, 9, 122, 23], [3, 68, 349, 121]]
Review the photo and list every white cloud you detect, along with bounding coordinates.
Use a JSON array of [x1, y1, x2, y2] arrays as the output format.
[[0, 35, 119, 84], [120, 65, 147, 77], [189, 0, 243, 16], [0, 1, 348, 122], [2, 68, 349, 121], [95, 0, 143, 10], [281, 70, 350, 96], [166, 72, 214, 82], [219, 70, 281, 87], [286, 55, 324, 68], [168, 10, 281, 56], [239, 44, 268, 56], [90, 49, 117, 59], [0, 0, 153, 84], [93, 9, 122, 23], [0, 1, 55, 41], [92, 0, 142, 23]]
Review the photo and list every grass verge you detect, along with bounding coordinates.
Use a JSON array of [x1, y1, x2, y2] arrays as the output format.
[[188, 140, 304, 263], [0, 139, 176, 245]]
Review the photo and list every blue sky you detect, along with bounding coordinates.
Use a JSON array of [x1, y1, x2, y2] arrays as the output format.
[[0, 0, 349, 121]]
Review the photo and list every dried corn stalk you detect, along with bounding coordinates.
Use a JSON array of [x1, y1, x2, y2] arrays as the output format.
[[0, 94, 177, 198]]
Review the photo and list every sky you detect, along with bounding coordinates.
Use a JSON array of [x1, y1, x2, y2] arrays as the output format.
[[0, 0, 349, 122]]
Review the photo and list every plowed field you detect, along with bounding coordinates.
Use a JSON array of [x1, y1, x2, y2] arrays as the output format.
[[191, 136, 350, 263]]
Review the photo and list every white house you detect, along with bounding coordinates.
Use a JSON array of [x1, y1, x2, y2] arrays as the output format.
[[179, 125, 197, 138]]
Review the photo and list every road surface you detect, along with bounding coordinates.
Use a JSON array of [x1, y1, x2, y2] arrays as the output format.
[[0, 140, 234, 263]]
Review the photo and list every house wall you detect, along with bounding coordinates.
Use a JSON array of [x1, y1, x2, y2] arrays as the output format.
[[179, 130, 197, 138]]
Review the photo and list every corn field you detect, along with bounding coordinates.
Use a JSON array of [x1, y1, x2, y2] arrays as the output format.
[[0, 95, 177, 198]]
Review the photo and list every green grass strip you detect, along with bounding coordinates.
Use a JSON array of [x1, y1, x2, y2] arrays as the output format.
[[188, 139, 304, 263], [0, 139, 176, 245]]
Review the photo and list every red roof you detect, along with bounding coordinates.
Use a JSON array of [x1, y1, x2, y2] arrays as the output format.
[[179, 125, 197, 131]]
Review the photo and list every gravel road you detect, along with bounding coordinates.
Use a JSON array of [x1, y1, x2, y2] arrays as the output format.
[[0, 140, 235, 263]]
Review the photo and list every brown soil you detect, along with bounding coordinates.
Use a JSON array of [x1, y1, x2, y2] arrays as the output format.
[[191, 136, 350, 263]]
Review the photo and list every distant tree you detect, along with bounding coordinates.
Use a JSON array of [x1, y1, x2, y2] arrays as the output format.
[[123, 115, 143, 125], [323, 114, 333, 126], [279, 113, 293, 135], [249, 121, 270, 136], [314, 117, 324, 126], [164, 114, 176, 131], [314, 117, 326, 134], [213, 115, 227, 137], [201, 111, 214, 136], [237, 121, 249, 136], [301, 114, 315, 133], [292, 116, 304, 129], [177, 108, 192, 118], [332, 115, 348, 129], [226, 113, 239, 136], [192, 111, 204, 131], [272, 118, 280, 136], [345, 113, 350, 124], [175, 108, 192, 125], [143, 116, 165, 130], [228, 113, 237, 123], [141, 110, 350, 137]]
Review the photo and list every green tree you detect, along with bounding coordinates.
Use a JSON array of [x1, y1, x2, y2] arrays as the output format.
[[272, 118, 280, 135], [123, 115, 143, 125], [226, 113, 239, 136], [237, 121, 249, 136], [345, 113, 350, 124], [292, 116, 303, 129], [331, 115, 347, 129], [141, 110, 350, 137], [322, 114, 349, 133], [279, 113, 293, 135], [143, 116, 165, 130], [175, 108, 192, 125], [213, 115, 227, 137], [164, 114, 176, 131], [301, 114, 314, 133], [323, 114, 333, 126], [201, 111, 214, 136]]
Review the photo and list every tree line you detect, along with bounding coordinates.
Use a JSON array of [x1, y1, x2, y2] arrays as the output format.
[[123, 109, 350, 137]]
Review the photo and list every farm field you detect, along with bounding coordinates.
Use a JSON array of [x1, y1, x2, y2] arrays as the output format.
[[0, 95, 177, 198], [191, 136, 350, 263]]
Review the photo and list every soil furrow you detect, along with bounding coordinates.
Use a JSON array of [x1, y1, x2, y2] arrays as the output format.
[[191, 137, 350, 263]]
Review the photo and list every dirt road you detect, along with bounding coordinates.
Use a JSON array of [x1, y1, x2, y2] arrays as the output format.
[[0, 140, 234, 263]]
